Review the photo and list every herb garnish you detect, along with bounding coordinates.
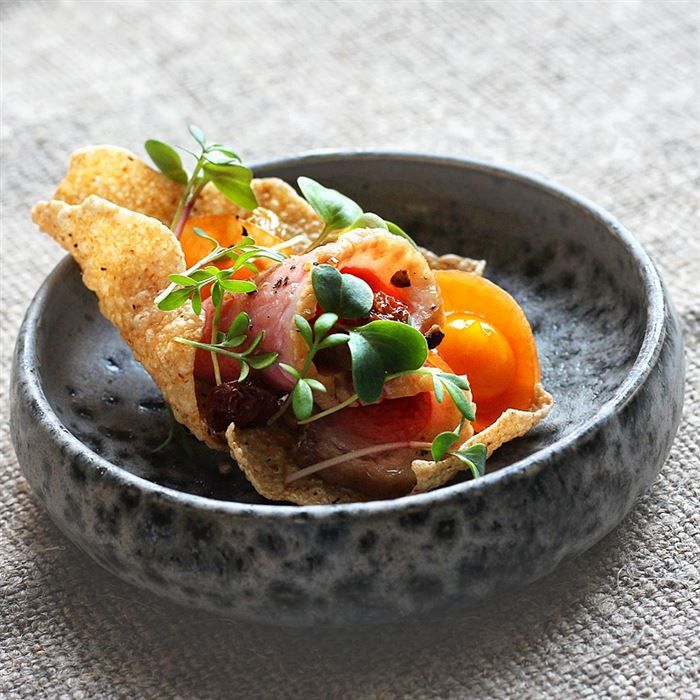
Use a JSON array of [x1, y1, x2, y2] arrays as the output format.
[[155, 228, 283, 313], [156, 227, 284, 384], [149, 148, 484, 474], [177, 310, 278, 383], [270, 263, 474, 437], [145, 124, 257, 238], [347, 321, 428, 403], [311, 264, 374, 319], [273, 313, 349, 421], [297, 177, 417, 250], [430, 421, 486, 477]]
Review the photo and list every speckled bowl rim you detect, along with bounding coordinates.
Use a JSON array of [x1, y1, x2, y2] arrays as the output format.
[[22, 151, 665, 519]]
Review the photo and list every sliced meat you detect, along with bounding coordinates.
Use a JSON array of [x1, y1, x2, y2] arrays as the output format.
[[295, 390, 472, 499], [194, 229, 445, 397]]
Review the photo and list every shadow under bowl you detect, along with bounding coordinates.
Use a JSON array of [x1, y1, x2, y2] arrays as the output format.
[[11, 152, 685, 626]]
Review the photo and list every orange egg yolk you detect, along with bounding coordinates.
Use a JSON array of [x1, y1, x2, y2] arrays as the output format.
[[434, 269, 540, 432], [439, 313, 516, 400]]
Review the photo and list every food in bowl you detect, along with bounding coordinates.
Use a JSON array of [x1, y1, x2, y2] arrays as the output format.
[[31, 125, 552, 504]]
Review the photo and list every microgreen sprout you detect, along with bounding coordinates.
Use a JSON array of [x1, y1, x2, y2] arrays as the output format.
[[431, 419, 467, 462], [311, 264, 374, 319], [430, 371, 476, 422], [145, 124, 257, 238], [347, 321, 429, 403], [297, 177, 417, 250], [269, 312, 349, 423], [152, 406, 201, 458], [155, 228, 283, 313], [430, 438, 488, 479], [156, 227, 284, 384], [174, 311, 278, 384], [271, 266, 475, 431], [430, 415, 489, 475]]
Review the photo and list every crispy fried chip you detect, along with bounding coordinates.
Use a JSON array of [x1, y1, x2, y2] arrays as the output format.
[[420, 247, 486, 276], [227, 371, 551, 505], [53, 146, 189, 225], [31, 196, 218, 447], [34, 146, 551, 505], [226, 425, 361, 505], [52, 145, 323, 241], [411, 383, 553, 494]]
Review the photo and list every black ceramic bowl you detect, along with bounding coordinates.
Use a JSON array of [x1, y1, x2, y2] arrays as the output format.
[[11, 153, 684, 626]]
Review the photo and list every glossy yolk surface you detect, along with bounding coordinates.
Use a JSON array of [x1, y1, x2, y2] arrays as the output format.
[[440, 315, 515, 399], [434, 269, 540, 432], [180, 214, 286, 298]]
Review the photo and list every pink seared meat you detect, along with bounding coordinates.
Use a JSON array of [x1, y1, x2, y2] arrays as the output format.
[[194, 229, 445, 396], [294, 388, 473, 499]]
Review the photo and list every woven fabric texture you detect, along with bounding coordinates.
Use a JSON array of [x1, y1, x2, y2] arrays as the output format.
[[1, 1, 699, 697]]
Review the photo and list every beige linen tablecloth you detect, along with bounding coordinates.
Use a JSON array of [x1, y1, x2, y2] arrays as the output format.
[[1, 1, 698, 697]]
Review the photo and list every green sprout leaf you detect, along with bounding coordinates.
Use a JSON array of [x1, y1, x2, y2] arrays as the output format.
[[167, 273, 198, 287], [313, 312, 339, 339], [296, 177, 417, 251], [144, 139, 188, 184], [312, 264, 374, 319], [304, 378, 327, 393], [226, 312, 250, 341], [431, 428, 462, 462], [147, 124, 258, 236], [435, 372, 475, 422], [450, 443, 487, 479], [443, 377, 473, 420], [157, 287, 193, 311], [349, 213, 388, 230], [385, 221, 418, 247], [206, 145, 241, 163], [218, 278, 257, 293], [211, 173, 258, 211], [297, 177, 362, 232], [346, 333, 385, 405], [188, 123, 206, 147], [294, 315, 313, 348], [431, 372, 445, 402], [291, 380, 314, 421], [279, 362, 301, 380], [246, 352, 279, 370], [201, 161, 252, 178], [210, 281, 223, 309], [271, 312, 347, 424], [222, 334, 247, 348], [191, 288, 202, 316], [348, 321, 428, 403], [317, 333, 350, 350]]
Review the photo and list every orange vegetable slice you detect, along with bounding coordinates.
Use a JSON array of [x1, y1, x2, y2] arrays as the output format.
[[434, 269, 540, 432]]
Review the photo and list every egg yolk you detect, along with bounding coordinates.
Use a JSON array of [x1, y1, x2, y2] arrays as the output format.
[[434, 269, 540, 432], [440, 314, 516, 400]]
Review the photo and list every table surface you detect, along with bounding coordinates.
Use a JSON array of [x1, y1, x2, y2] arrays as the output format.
[[2, 1, 699, 697]]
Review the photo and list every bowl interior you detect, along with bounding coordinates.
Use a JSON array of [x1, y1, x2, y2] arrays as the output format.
[[35, 154, 648, 504]]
